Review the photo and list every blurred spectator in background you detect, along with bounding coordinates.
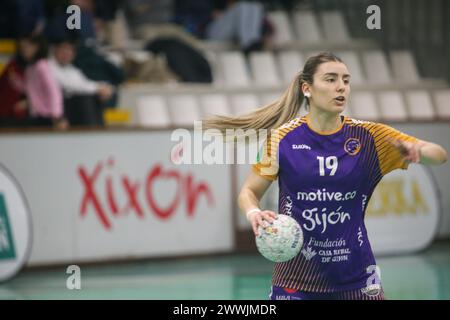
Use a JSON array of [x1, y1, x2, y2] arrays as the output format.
[[93, 0, 123, 22], [206, 0, 270, 53], [46, 0, 97, 44], [92, 0, 124, 46], [173, 0, 213, 39], [73, 43, 124, 108], [123, 0, 200, 48], [145, 37, 213, 83], [124, 0, 174, 30], [49, 38, 114, 126], [174, 0, 273, 53], [43, 0, 124, 107], [0, 51, 27, 127], [13, 35, 67, 129]]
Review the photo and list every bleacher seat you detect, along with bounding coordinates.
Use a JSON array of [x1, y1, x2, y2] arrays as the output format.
[[378, 91, 408, 121], [433, 90, 450, 119], [405, 90, 435, 120], [200, 94, 231, 117], [335, 51, 366, 85], [0, 40, 16, 54], [293, 11, 323, 43], [230, 94, 260, 116], [249, 52, 280, 86], [362, 50, 393, 84], [320, 11, 350, 42], [136, 96, 170, 127], [104, 109, 131, 125], [277, 51, 305, 84], [204, 51, 224, 86], [220, 51, 251, 87], [348, 92, 380, 121], [267, 11, 294, 47], [168, 95, 202, 127], [390, 50, 420, 83]]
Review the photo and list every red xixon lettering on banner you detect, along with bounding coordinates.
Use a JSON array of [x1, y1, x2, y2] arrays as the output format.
[[78, 158, 215, 230]]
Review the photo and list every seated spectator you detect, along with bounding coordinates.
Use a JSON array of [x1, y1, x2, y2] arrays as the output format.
[[206, 0, 269, 53], [91, 0, 124, 46], [0, 53, 27, 127], [49, 38, 114, 126], [13, 34, 67, 129], [175, 0, 272, 53], [72, 42, 124, 108]]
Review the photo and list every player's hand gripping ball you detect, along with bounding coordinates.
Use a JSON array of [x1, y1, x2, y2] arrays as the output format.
[[256, 214, 303, 262]]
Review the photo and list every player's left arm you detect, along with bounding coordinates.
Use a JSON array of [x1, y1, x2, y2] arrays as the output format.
[[393, 139, 448, 165]]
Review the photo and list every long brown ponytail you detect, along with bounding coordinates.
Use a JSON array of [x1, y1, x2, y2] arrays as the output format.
[[202, 52, 343, 137]]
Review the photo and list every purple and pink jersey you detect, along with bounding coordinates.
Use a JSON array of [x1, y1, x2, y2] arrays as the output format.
[[253, 115, 418, 293]]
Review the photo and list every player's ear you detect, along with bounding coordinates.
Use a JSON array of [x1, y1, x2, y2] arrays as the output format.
[[301, 82, 310, 97]]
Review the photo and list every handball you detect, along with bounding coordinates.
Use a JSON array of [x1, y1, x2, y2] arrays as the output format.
[[256, 214, 304, 263]]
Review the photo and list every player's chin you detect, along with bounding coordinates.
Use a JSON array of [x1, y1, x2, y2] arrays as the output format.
[[329, 104, 346, 113]]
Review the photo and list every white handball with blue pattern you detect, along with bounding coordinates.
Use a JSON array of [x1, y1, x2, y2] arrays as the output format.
[[256, 214, 304, 263]]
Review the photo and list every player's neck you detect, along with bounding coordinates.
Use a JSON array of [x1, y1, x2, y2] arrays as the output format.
[[306, 109, 342, 134]]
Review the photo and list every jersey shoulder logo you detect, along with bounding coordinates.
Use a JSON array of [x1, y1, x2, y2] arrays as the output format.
[[344, 138, 361, 156]]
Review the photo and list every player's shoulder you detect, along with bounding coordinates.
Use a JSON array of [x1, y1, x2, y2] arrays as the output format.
[[271, 116, 307, 138], [345, 117, 375, 126], [345, 117, 393, 131], [346, 118, 407, 144]]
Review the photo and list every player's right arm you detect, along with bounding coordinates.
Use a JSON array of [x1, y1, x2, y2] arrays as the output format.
[[238, 171, 278, 236]]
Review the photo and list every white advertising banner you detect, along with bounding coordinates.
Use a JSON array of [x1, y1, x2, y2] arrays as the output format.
[[364, 164, 440, 254], [240, 164, 440, 255], [0, 164, 32, 281], [0, 131, 233, 266]]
